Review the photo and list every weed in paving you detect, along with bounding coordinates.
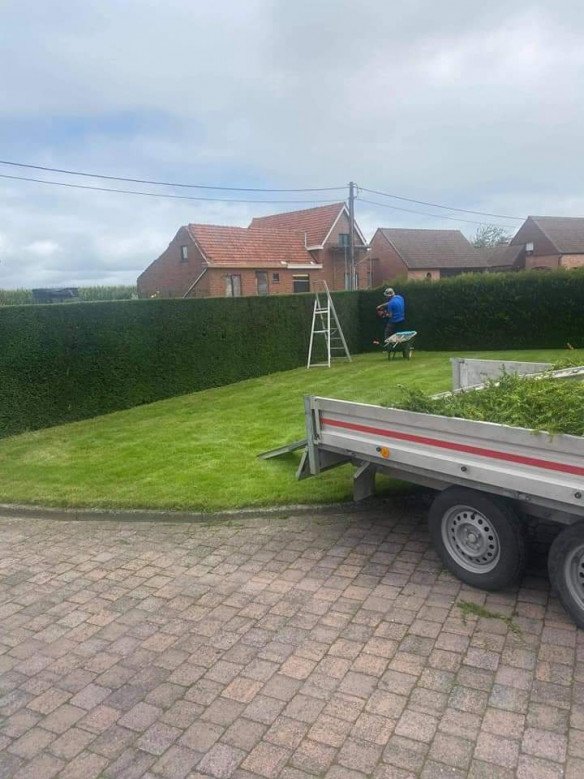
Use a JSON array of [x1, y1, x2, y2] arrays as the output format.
[[456, 600, 522, 637]]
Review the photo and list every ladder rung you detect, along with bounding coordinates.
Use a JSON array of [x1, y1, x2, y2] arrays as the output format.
[[307, 282, 351, 368]]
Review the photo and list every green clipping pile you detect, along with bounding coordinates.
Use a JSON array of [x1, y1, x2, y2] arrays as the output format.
[[395, 372, 584, 437]]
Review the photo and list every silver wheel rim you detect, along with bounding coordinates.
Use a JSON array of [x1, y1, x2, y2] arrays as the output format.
[[564, 542, 584, 610], [441, 504, 501, 573]]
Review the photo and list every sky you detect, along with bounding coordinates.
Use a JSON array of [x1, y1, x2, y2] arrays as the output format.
[[1, 0, 584, 289]]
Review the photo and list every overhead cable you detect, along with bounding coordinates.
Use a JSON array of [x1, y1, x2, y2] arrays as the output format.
[[358, 197, 510, 226], [0, 173, 341, 205], [358, 186, 522, 221], [0, 160, 345, 193]]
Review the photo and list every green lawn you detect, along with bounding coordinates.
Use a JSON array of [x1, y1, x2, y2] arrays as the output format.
[[0, 349, 580, 512]]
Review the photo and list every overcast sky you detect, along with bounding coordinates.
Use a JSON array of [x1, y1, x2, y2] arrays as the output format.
[[1, 0, 583, 288]]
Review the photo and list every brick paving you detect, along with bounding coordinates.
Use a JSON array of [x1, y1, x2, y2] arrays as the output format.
[[0, 496, 582, 778]]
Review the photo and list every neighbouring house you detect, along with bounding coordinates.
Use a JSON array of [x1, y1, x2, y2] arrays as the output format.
[[473, 243, 525, 272], [509, 216, 584, 271], [367, 228, 490, 283], [250, 202, 369, 291], [137, 202, 369, 299]]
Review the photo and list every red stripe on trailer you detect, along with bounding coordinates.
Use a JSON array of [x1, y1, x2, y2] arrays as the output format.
[[320, 417, 584, 478]]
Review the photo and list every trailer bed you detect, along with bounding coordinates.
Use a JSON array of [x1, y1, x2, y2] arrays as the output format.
[[300, 395, 584, 522]]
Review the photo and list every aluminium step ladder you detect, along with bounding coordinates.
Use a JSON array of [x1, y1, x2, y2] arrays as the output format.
[[307, 281, 352, 368]]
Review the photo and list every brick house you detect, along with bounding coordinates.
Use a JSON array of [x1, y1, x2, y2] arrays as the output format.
[[368, 228, 490, 283], [509, 216, 584, 270], [137, 202, 368, 299], [250, 202, 369, 291]]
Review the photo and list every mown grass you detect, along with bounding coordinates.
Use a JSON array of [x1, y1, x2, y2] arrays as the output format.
[[0, 348, 579, 512]]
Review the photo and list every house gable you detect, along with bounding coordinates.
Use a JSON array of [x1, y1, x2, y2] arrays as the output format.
[[368, 228, 409, 284], [510, 217, 559, 257], [137, 226, 207, 298]]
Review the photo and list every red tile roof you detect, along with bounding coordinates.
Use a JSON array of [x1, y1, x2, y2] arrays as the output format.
[[250, 202, 346, 247], [187, 224, 315, 267]]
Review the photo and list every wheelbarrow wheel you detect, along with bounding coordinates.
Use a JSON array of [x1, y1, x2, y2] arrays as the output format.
[[402, 346, 413, 360]]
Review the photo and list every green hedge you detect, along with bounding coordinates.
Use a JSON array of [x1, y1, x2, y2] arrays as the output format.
[[360, 270, 584, 351], [0, 291, 360, 438], [2, 271, 583, 439]]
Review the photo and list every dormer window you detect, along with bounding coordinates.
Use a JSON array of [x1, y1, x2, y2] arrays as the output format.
[[180, 245, 188, 262]]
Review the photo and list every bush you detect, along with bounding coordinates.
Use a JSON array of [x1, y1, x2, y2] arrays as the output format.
[[0, 291, 360, 438], [359, 270, 584, 351]]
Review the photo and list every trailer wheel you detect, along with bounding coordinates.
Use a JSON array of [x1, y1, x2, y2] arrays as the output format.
[[548, 523, 584, 629], [428, 487, 526, 590]]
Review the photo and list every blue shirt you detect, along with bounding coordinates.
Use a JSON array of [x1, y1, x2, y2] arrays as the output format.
[[386, 294, 405, 322]]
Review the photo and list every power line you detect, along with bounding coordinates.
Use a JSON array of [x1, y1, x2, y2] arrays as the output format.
[[358, 197, 511, 226], [358, 186, 522, 221], [0, 159, 525, 225], [0, 173, 342, 205], [0, 160, 345, 193]]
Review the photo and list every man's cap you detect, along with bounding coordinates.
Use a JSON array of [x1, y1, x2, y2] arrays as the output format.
[[384, 288, 395, 297]]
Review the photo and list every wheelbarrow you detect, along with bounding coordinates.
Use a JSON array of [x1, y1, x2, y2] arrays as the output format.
[[384, 330, 417, 360]]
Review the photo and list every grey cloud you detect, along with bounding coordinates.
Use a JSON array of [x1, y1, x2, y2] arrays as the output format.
[[1, 0, 584, 287]]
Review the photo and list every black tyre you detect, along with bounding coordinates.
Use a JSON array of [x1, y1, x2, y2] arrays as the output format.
[[548, 523, 584, 629], [428, 487, 526, 590]]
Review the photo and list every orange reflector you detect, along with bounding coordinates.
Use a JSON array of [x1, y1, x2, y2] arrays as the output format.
[[379, 447, 390, 459]]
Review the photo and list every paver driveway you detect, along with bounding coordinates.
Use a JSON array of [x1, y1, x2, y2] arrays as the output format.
[[0, 496, 582, 779]]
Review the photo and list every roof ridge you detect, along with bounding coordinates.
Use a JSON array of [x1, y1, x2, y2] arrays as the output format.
[[188, 222, 308, 234], [529, 215, 584, 220], [380, 227, 462, 234], [188, 222, 248, 231], [251, 201, 345, 220]]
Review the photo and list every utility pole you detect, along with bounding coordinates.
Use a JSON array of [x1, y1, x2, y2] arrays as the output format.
[[348, 181, 355, 291]]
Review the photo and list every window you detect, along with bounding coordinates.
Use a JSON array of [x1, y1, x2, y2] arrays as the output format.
[[339, 233, 350, 247], [256, 271, 269, 296], [272, 272, 280, 283], [293, 274, 310, 293], [225, 274, 242, 297], [180, 245, 188, 262]]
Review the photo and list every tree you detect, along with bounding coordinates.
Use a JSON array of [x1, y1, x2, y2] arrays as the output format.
[[472, 225, 512, 248]]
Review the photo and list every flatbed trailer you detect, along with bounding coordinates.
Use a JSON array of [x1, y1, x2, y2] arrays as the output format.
[[297, 366, 584, 627]]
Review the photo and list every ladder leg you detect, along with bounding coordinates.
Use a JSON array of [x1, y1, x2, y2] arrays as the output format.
[[307, 298, 318, 368]]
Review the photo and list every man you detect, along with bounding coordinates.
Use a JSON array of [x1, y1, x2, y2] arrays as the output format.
[[376, 287, 406, 341]]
